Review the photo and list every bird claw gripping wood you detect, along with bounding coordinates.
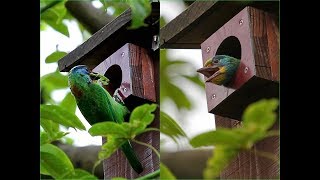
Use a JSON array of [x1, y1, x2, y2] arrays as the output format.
[[89, 72, 109, 86]]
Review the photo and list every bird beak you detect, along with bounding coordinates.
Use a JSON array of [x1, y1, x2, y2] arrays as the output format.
[[89, 71, 99, 80], [197, 60, 222, 82]]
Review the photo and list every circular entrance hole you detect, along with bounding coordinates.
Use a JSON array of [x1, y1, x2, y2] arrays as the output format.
[[216, 36, 241, 59], [104, 65, 122, 95]]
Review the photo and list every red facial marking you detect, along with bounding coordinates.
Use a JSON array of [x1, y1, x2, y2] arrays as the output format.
[[70, 85, 83, 98]]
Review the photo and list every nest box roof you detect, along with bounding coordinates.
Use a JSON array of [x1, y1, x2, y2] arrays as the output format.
[[58, 2, 159, 72], [160, 1, 279, 49]]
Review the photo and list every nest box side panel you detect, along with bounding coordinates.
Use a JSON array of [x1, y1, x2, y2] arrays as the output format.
[[200, 6, 279, 120], [200, 6, 255, 117], [128, 44, 156, 102], [93, 43, 159, 178], [93, 43, 156, 104]]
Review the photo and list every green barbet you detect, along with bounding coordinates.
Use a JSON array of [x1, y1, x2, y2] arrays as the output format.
[[68, 65, 143, 174], [197, 55, 240, 86]]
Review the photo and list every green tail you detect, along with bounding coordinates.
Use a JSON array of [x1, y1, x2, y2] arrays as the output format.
[[121, 140, 143, 174]]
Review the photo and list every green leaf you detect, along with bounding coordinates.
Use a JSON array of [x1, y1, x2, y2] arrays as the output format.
[[61, 136, 74, 145], [40, 69, 68, 93], [40, 125, 69, 145], [45, 51, 67, 63], [40, 20, 48, 31], [48, 21, 69, 37], [40, 118, 60, 139], [204, 147, 238, 179], [99, 0, 108, 10], [129, 104, 157, 135], [99, 136, 126, 160], [160, 111, 187, 142], [40, 131, 50, 145], [41, 105, 86, 130], [112, 178, 127, 180], [181, 74, 205, 89], [60, 92, 76, 113], [41, 1, 69, 37], [64, 169, 98, 180], [160, 16, 167, 28], [160, 50, 193, 110], [190, 128, 250, 148], [127, 0, 151, 29], [160, 80, 192, 109], [160, 163, 176, 180], [89, 122, 128, 137], [242, 98, 279, 133], [40, 162, 50, 175], [40, 144, 74, 179], [101, 1, 129, 16]]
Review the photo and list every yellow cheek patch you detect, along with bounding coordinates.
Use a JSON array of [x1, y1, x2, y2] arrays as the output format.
[[211, 67, 226, 85], [212, 74, 226, 85], [219, 66, 226, 73]]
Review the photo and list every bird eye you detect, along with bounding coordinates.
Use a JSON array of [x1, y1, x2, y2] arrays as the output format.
[[213, 59, 219, 63]]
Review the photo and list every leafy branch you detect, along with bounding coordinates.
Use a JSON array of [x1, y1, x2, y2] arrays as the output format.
[[89, 104, 160, 176], [40, 0, 63, 14], [189, 98, 279, 179], [100, 0, 152, 29]]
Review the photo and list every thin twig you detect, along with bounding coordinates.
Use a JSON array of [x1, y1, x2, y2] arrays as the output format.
[[265, 130, 280, 138], [131, 139, 160, 158], [249, 149, 279, 164], [135, 169, 160, 180], [40, 0, 63, 14], [142, 127, 160, 133]]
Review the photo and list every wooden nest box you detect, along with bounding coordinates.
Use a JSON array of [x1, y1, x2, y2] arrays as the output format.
[[58, 2, 160, 179], [201, 6, 279, 120], [161, 1, 279, 120]]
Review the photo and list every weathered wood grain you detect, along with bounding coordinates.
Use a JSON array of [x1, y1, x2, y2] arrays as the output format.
[[160, 1, 279, 49]]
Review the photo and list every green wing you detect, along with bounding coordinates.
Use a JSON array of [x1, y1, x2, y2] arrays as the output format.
[[77, 82, 128, 124]]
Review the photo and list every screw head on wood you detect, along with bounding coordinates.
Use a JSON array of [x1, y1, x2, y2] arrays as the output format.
[[206, 46, 210, 53], [211, 94, 216, 99], [244, 67, 248, 73], [239, 19, 244, 25], [121, 52, 125, 57]]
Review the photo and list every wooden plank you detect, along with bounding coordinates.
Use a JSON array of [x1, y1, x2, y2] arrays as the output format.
[[58, 2, 159, 72], [160, 1, 279, 49], [266, 12, 280, 81]]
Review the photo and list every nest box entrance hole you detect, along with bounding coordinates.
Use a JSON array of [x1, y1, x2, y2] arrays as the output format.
[[216, 36, 241, 59], [104, 65, 122, 95], [215, 36, 242, 88]]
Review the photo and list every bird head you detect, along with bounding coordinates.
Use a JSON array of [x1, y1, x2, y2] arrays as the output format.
[[197, 55, 240, 86], [68, 65, 109, 87], [68, 65, 92, 85]]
